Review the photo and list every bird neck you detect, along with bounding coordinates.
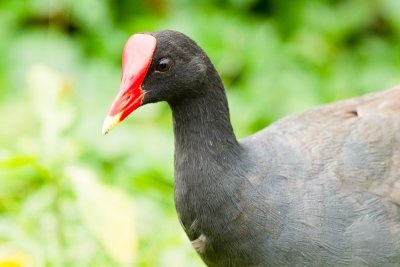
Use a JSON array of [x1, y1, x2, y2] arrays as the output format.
[[168, 71, 244, 239], [169, 72, 241, 175]]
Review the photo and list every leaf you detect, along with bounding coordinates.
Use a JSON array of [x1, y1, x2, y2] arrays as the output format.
[[0, 156, 36, 169], [66, 166, 136, 265]]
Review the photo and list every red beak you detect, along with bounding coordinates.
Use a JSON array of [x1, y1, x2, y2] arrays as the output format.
[[102, 33, 157, 134]]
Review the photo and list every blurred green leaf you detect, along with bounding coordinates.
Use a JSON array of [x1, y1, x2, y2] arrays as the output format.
[[67, 166, 136, 265]]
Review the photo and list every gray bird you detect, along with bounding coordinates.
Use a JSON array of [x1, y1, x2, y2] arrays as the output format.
[[103, 30, 400, 267]]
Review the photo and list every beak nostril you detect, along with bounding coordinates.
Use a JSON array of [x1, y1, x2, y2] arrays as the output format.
[[119, 93, 132, 108]]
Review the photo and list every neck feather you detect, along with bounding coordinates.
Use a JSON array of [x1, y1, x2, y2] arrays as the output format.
[[169, 71, 241, 172], [168, 70, 243, 238]]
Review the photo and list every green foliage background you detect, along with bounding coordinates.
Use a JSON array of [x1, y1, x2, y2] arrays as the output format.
[[0, 0, 399, 266]]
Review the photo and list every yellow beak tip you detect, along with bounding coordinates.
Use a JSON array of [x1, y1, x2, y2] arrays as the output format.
[[102, 113, 122, 135]]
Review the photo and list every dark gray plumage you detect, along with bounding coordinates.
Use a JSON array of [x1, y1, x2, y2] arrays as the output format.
[[138, 30, 400, 266]]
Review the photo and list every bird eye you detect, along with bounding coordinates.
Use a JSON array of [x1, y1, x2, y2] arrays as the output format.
[[156, 58, 172, 72]]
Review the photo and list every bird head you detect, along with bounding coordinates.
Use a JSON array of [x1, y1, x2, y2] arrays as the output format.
[[103, 30, 209, 134]]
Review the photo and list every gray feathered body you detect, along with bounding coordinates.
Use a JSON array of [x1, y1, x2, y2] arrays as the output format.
[[173, 86, 400, 267]]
